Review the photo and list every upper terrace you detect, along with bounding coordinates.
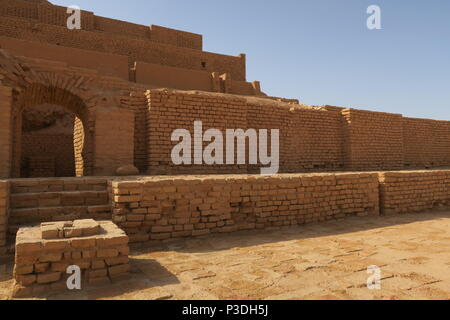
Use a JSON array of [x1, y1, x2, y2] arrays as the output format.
[[0, 0, 260, 95], [1, 0, 204, 50]]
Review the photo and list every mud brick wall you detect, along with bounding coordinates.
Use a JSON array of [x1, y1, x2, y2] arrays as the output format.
[[245, 102, 291, 174], [94, 107, 135, 176], [146, 90, 346, 175], [0, 86, 13, 179], [402, 118, 450, 169], [135, 61, 213, 91], [231, 80, 257, 96], [248, 101, 341, 174], [27, 156, 55, 178], [21, 134, 75, 177], [284, 108, 343, 172], [379, 170, 450, 215], [0, 15, 246, 81], [149, 25, 203, 51], [94, 16, 150, 41], [342, 109, 404, 171], [0, 36, 130, 81], [0, 0, 38, 20], [0, 180, 9, 257], [146, 90, 249, 175], [111, 173, 380, 243], [0, 0, 202, 50]]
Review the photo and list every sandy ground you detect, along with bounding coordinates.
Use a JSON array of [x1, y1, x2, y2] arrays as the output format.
[[1, 211, 450, 300]]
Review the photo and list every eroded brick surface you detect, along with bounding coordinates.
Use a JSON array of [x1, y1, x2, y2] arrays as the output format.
[[12, 220, 129, 298]]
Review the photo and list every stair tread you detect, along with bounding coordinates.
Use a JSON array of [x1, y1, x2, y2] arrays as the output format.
[[11, 204, 111, 212], [11, 190, 108, 197]]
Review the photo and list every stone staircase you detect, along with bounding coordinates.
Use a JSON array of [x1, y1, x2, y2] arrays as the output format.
[[8, 177, 112, 240]]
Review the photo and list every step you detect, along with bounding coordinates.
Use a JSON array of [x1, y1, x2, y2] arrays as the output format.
[[8, 204, 112, 234], [10, 191, 109, 209], [10, 177, 108, 194]]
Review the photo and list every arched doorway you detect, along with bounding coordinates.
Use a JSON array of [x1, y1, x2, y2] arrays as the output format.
[[11, 84, 92, 178]]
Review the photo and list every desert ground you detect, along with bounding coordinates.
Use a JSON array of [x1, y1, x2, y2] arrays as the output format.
[[1, 211, 450, 300]]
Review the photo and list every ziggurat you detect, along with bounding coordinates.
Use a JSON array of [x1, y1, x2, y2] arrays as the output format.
[[1, 0, 450, 299]]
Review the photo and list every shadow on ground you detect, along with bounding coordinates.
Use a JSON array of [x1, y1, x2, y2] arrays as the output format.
[[0, 258, 180, 300], [131, 211, 450, 255], [2, 210, 449, 300]]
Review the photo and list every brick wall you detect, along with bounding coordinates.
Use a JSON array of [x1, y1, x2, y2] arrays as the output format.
[[146, 90, 346, 175], [21, 134, 75, 178], [135, 61, 213, 91], [0, 86, 12, 179], [231, 80, 258, 96], [0, 16, 246, 81], [5, 170, 450, 248], [247, 105, 344, 173], [0, 1, 203, 50], [0, 180, 9, 257], [342, 109, 404, 171], [402, 117, 450, 169], [0, 36, 130, 81], [94, 107, 135, 176], [0, 0, 38, 20], [149, 25, 202, 51], [111, 173, 380, 243], [94, 16, 149, 40], [146, 90, 249, 175], [379, 170, 450, 215]]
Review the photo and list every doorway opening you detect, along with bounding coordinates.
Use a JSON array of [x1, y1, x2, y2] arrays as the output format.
[[20, 103, 77, 178]]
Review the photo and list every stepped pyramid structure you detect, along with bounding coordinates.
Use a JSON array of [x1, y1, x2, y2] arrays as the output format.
[[1, 1, 450, 271]]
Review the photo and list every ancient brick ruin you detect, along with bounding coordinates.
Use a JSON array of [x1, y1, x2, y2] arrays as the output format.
[[13, 219, 129, 297], [1, 0, 450, 298], [1, 0, 450, 180]]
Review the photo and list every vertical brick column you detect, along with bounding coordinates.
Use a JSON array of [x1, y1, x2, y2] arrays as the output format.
[[0, 86, 13, 179], [0, 180, 10, 257], [94, 107, 135, 176]]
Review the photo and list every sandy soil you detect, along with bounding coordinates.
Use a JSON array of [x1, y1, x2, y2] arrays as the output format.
[[1, 211, 450, 300]]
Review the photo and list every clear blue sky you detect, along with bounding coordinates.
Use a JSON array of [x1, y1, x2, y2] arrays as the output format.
[[52, 0, 450, 120]]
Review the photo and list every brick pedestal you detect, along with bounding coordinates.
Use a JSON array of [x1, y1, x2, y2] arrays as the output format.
[[12, 219, 129, 298]]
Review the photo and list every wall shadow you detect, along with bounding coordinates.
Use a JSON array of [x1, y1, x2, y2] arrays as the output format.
[[132, 211, 450, 255]]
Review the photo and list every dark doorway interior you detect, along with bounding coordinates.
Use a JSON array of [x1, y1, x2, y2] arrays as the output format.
[[20, 103, 76, 178]]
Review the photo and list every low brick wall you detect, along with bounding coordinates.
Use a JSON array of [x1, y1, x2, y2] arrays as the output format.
[[0, 180, 9, 257], [111, 173, 380, 243], [5, 170, 450, 250], [379, 170, 450, 214]]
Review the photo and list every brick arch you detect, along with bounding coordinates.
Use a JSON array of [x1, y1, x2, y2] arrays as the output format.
[[11, 83, 94, 177]]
